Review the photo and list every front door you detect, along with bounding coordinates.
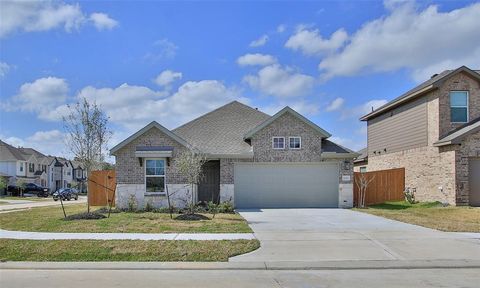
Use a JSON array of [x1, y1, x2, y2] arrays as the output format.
[[469, 158, 480, 206], [198, 161, 220, 203]]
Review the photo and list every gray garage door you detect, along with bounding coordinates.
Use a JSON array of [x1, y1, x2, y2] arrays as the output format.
[[234, 163, 339, 208]]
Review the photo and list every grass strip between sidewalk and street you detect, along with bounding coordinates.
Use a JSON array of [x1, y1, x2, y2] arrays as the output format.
[[354, 201, 480, 232], [0, 204, 252, 233], [0, 239, 260, 262]]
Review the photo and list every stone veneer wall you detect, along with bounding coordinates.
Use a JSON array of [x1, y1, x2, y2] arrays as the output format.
[[454, 131, 480, 205], [116, 184, 191, 209], [251, 112, 324, 162]]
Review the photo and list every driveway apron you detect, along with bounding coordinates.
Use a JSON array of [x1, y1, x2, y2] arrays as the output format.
[[230, 209, 480, 262]]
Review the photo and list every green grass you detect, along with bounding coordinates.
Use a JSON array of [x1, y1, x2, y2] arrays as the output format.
[[355, 201, 480, 232], [0, 239, 260, 262], [0, 203, 252, 233]]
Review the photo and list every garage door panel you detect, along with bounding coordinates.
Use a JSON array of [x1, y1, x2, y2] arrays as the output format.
[[234, 163, 339, 208]]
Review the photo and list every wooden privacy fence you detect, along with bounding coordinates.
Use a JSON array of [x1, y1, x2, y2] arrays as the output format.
[[88, 170, 116, 206], [354, 168, 405, 206]]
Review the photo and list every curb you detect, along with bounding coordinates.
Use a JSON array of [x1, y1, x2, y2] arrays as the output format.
[[2, 260, 480, 271]]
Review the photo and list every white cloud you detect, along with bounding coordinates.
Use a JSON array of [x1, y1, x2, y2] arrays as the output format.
[[0, 62, 11, 77], [249, 34, 269, 47], [276, 24, 286, 33], [326, 97, 345, 112], [144, 38, 178, 62], [9, 77, 69, 120], [285, 26, 348, 56], [77, 80, 241, 131], [89, 12, 118, 30], [341, 99, 388, 120], [237, 53, 277, 67], [0, 1, 118, 37], [243, 64, 315, 98], [154, 70, 183, 86], [318, 1, 480, 81], [2, 130, 69, 157]]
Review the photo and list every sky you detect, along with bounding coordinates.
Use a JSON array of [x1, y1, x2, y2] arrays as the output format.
[[1, 0, 480, 160]]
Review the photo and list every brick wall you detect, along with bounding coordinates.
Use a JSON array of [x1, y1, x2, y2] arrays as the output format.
[[438, 72, 480, 138], [455, 131, 480, 205], [251, 112, 323, 162], [114, 127, 189, 184]]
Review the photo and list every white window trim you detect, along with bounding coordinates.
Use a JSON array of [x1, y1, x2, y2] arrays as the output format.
[[450, 90, 469, 123], [144, 158, 166, 195], [288, 136, 302, 149], [272, 137, 285, 149]]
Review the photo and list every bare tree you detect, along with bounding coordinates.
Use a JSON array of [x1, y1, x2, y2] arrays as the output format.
[[175, 150, 207, 214], [355, 172, 375, 208], [63, 97, 112, 212]]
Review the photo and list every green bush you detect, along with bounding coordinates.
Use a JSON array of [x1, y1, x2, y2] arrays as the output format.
[[218, 201, 234, 213]]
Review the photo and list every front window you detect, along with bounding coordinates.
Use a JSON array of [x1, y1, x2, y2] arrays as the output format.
[[360, 167, 367, 173], [272, 137, 285, 149], [289, 137, 301, 149], [145, 159, 165, 193], [28, 163, 34, 173], [20, 164, 23, 172], [450, 91, 468, 123]]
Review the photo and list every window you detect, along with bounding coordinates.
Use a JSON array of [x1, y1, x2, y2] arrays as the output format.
[[145, 159, 166, 193], [289, 137, 301, 149], [20, 164, 23, 172], [28, 163, 34, 173], [360, 167, 367, 173], [450, 91, 468, 123], [272, 137, 285, 149]]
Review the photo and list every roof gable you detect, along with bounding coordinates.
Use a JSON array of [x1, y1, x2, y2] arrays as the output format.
[[361, 66, 480, 121], [244, 106, 331, 139], [110, 121, 190, 155], [434, 117, 480, 146]]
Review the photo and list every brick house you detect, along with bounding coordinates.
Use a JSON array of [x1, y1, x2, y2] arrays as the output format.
[[110, 101, 357, 209], [357, 66, 480, 206]]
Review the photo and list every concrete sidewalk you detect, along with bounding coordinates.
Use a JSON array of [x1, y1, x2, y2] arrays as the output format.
[[0, 196, 87, 212], [0, 229, 255, 240]]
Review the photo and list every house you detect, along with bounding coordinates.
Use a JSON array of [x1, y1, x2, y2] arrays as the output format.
[[110, 101, 358, 209], [0, 140, 27, 186], [353, 148, 368, 173], [358, 66, 480, 206]]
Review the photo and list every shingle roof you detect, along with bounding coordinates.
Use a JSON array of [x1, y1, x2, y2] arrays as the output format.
[[0, 140, 26, 161], [353, 148, 368, 163], [434, 117, 480, 147], [360, 66, 480, 121], [321, 140, 353, 154], [173, 101, 270, 156], [18, 147, 46, 159]]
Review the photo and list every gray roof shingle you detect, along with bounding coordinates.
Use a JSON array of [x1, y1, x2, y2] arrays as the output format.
[[173, 101, 270, 156], [0, 140, 26, 161]]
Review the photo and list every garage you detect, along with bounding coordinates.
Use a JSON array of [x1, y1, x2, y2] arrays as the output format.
[[234, 162, 339, 208]]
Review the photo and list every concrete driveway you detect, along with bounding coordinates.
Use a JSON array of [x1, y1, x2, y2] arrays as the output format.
[[231, 209, 480, 262]]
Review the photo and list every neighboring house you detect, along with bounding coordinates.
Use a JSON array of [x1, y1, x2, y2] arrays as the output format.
[[0, 140, 27, 186], [71, 161, 87, 192], [360, 66, 480, 206], [353, 148, 368, 173], [111, 101, 358, 209]]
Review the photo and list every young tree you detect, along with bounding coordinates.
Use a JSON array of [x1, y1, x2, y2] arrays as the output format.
[[175, 150, 207, 215], [0, 177, 7, 195], [63, 97, 112, 212], [355, 173, 375, 208]]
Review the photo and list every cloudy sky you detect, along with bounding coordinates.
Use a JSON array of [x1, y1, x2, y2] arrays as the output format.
[[1, 0, 479, 158]]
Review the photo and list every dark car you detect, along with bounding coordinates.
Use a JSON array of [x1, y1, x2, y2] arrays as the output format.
[[24, 183, 50, 197], [53, 188, 79, 201], [7, 185, 22, 196]]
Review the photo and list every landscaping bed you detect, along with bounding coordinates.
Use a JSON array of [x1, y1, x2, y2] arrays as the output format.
[[0, 203, 252, 233], [0, 239, 260, 261], [355, 201, 480, 232]]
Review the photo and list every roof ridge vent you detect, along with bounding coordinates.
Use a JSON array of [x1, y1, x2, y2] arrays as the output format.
[[431, 73, 439, 79]]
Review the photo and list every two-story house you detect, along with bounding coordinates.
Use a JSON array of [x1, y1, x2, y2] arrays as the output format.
[[0, 140, 28, 186], [110, 101, 357, 210], [358, 66, 480, 206]]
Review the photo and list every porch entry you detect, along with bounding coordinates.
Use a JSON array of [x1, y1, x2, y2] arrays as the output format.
[[198, 160, 220, 203]]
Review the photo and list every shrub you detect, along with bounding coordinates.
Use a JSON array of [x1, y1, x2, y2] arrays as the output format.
[[218, 201, 234, 213], [404, 187, 417, 204], [126, 195, 138, 212], [145, 199, 154, 212]]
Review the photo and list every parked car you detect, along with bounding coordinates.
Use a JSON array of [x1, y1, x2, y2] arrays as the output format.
[[23, 183, 50, 197], [53, 188, 79, 201], [7, 183, 49, 197]]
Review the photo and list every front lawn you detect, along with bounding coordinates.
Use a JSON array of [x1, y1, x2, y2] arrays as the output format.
[[0, 203, 252, 233], [0, 239, 260, 261], [0, 196, 50, 202], [355, 201, 480, 232]]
